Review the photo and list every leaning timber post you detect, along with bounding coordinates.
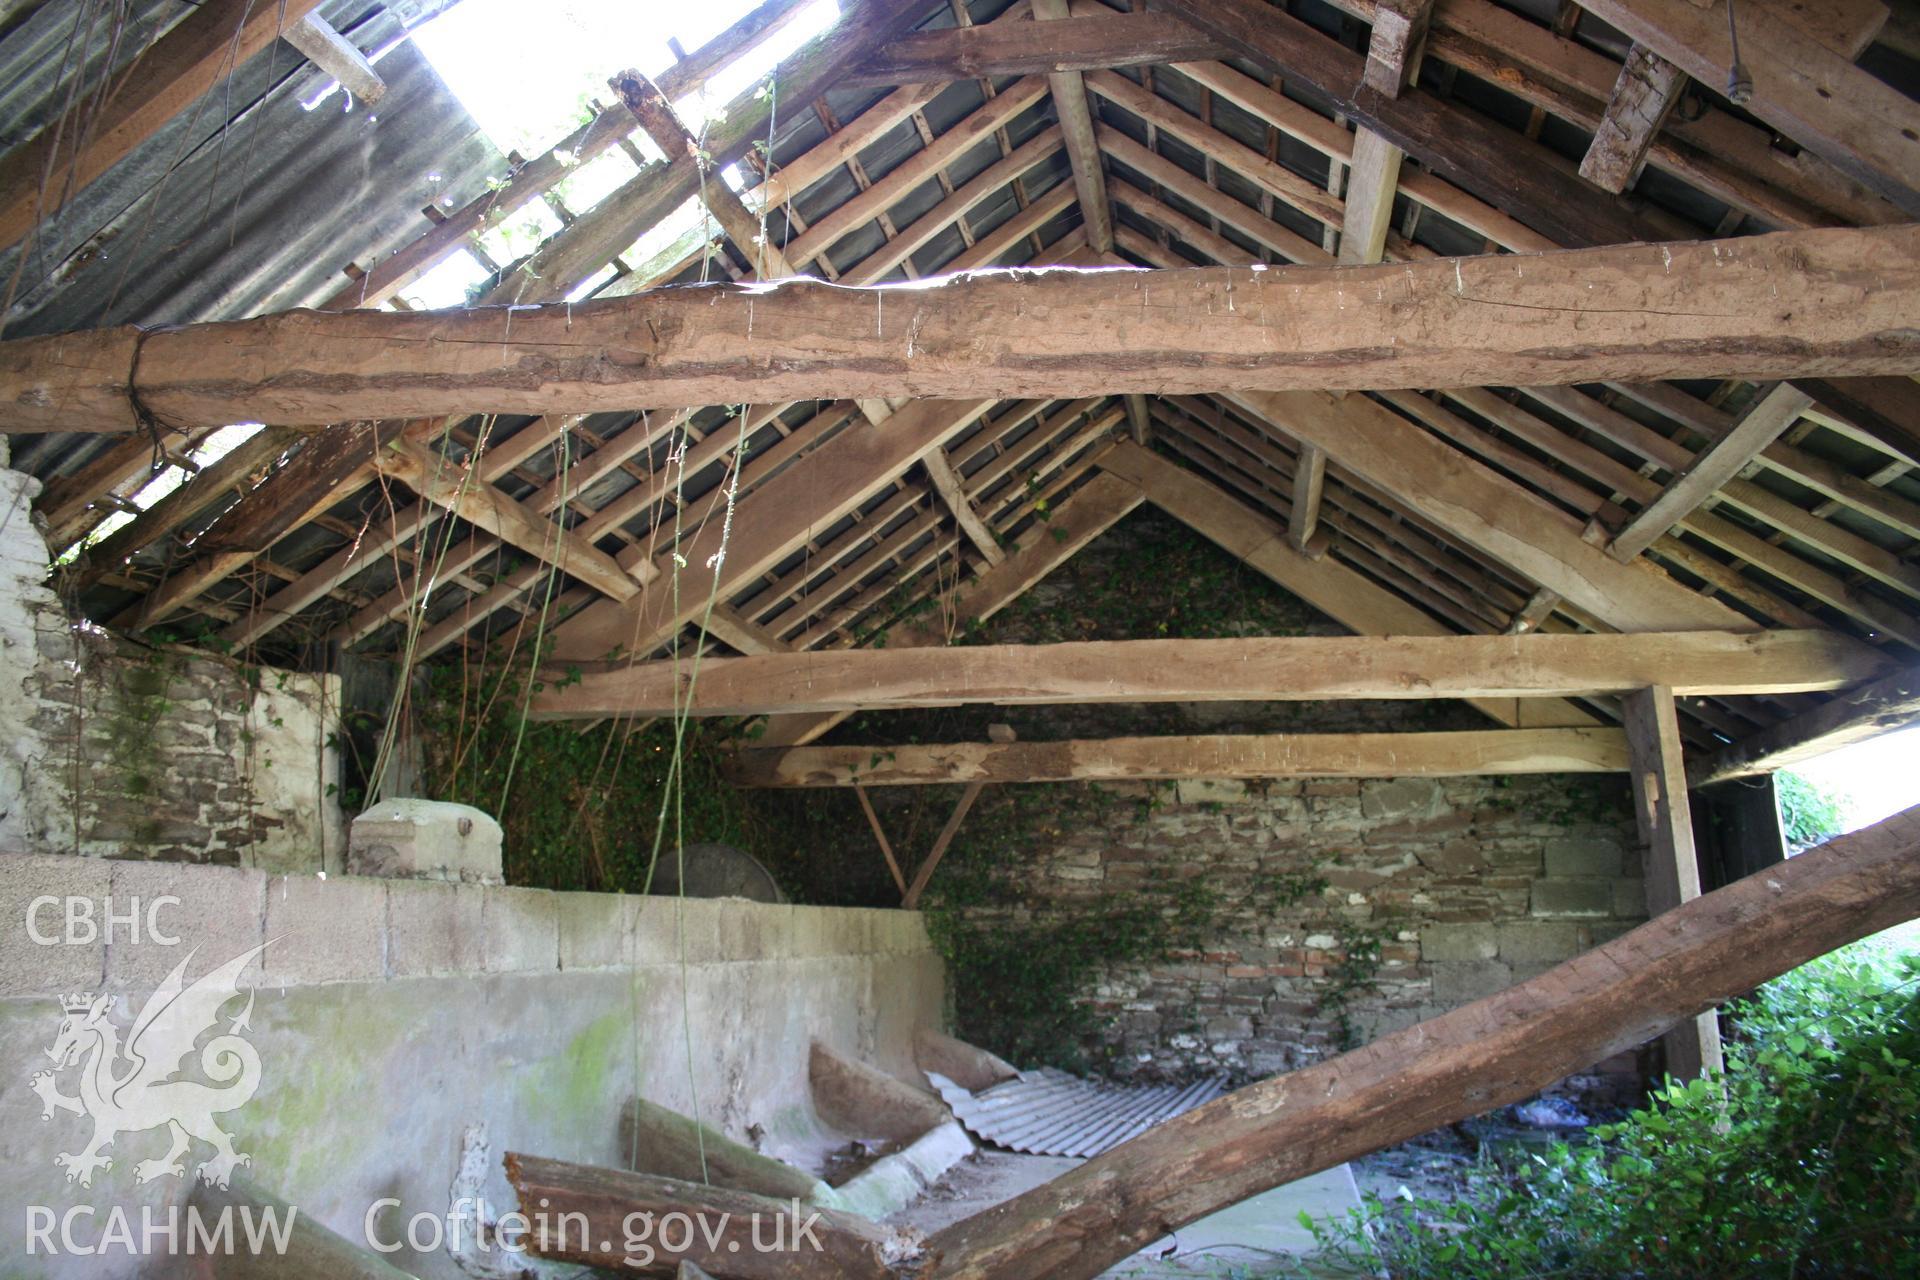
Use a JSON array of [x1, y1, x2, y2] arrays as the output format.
[[921, 804, 1920, 1280], [1622, 684, 1724, 1080]]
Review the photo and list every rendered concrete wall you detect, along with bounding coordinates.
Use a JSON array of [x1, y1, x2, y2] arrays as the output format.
[[0, 853, 943, 1276], [0, 459, 343, 870]]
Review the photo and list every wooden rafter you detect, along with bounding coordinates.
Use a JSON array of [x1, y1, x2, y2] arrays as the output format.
[[283, 14, 385, 105], [1577, 44, 1685, 194], [1606, 384, 1814, 563], [1577, 0, 1917, 214], [0, 0, 329, 254], [1690, 664, 1920, 786]]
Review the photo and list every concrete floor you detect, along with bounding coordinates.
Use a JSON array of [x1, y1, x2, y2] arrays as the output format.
[[891, 1149, 1364, 1277]]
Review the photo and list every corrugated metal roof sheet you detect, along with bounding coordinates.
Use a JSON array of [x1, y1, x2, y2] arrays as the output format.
[[927, 1069, 1226, 1159]]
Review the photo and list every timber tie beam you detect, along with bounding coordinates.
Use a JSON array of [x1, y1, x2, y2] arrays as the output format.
[[3, 225, 1918, 433], [528, 630, 1888, 720]]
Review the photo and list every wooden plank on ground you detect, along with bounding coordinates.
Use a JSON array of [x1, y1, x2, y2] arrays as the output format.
[[529, 630, 1887, 720], [727, 727, 1632, 786], [12, 225, 1919, 433]]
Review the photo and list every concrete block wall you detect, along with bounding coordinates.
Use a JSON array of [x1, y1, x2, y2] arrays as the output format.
[[0, 458, 343, 869], [0, 852, 942, 1278]]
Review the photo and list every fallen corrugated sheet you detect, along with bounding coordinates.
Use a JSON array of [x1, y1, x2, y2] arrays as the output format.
[[927, 1069, 1226, 1159]]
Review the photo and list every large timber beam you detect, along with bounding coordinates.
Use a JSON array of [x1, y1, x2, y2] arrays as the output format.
[[529, 630, 1885, 720], [727, 727, 1631, 786], [1690, 663, 1920, 786], [922, 804, 1920, 1280], [844, 11, 1221, 85], [1576, 0, 1918, 215], [1033, 0, 1114, 253], [1100, 439, 1596, 730], [0, 0, 329, 254], [9, 225, 1918, 434]]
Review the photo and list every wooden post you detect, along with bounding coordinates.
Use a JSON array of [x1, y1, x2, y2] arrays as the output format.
[[1623, 684, 1724, 1081]]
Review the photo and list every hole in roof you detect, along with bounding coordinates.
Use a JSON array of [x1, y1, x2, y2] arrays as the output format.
[[412, 0, 841, 160]]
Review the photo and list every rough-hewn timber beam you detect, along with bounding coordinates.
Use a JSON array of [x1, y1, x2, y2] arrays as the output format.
[[1033, 0, 1114, 253], [1578, 43, 1685, 194], [728, 727, 1631, 786], [283, 13, 385, 104], [373, 438, 641, 603], [1606, 383, 1813, 562], [1690, 663, 1920, 786], [0, 0, 329, 254], [529, 630, 1885, 720], [844, 10, 1221, 85], [1101, 440, 1596, 730], [1577, 0, 1918, 215], [922, 804, 1920, 1280], [10, 225, 1917, 434]]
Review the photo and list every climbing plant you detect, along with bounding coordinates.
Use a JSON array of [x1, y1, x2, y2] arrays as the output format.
[[415, 647, 754, 893]]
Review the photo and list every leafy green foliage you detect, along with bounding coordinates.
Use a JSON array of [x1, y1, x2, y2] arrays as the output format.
[[1777, 769, 1848, 848], [417, 650, 753, 892], [1303, 942, 1920, 1278]]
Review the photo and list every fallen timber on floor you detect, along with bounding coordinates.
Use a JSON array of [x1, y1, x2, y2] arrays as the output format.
[[3, 224, 1918, 433], [506, 804, 1920, 1280]]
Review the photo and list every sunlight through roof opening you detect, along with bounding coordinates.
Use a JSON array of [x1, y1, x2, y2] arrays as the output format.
[[413, 0, 841, 161]]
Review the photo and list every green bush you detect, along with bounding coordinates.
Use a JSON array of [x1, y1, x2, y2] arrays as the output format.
[[1777, 770, 1848, 848], [1305, 942, 1920, 1278]]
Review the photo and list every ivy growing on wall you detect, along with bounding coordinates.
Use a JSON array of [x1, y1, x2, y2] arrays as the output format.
[[414, 649, 754, 893]]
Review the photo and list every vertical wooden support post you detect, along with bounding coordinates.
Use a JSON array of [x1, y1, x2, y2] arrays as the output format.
[[1623, 685, 1725, 1081]]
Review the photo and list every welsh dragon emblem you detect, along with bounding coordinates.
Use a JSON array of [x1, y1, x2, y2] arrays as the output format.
[[31, 942, 269, 1189]]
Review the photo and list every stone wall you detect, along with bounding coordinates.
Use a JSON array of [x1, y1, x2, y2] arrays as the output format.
[[816, 508, 1650, 1093], [0, 456, 343, 870], [1016, 772, 1645, 1085]]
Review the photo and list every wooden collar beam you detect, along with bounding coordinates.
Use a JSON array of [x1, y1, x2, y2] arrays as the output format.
[[527, 630, 1887, 720], [6, 225, 1917, 434], [726, 728, 1631, 787]]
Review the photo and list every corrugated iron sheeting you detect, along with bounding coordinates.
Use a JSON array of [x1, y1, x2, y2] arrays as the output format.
[[928, 1069, 1226, 1159]]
